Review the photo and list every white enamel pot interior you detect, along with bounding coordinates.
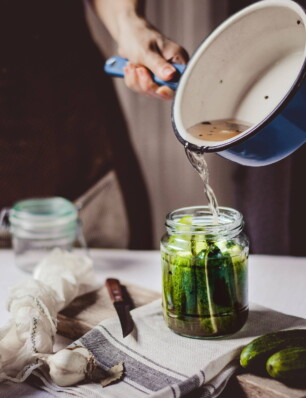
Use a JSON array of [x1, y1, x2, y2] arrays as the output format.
[[172, 0, 306, 155]]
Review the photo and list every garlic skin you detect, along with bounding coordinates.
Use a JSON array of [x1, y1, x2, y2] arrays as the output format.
[[37, 346, 96, 387]]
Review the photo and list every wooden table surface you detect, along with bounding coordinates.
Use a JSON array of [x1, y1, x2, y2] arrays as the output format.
[[0, 249, 305, 397]]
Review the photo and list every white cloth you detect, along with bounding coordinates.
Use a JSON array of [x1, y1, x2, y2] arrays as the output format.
[[36, 299, 306, 398], [0, 249, 98, 383]]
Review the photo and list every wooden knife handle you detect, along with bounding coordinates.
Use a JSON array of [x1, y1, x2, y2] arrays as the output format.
[[105, 278, 123, 303]]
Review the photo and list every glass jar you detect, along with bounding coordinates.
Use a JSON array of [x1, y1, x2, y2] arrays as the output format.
[[6, 197, 86, 272], [161, 206, 249, 339]]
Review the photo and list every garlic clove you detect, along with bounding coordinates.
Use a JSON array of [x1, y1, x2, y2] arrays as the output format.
[[36, 346, 96, 387], [36, 346, 124, 388], [48, 351, 93, 386]]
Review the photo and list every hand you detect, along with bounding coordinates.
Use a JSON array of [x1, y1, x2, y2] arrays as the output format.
[[118, 18, 189, 100]]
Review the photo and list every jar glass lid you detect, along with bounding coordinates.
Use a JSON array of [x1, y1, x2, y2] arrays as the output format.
[[9, 197, 78, 229]]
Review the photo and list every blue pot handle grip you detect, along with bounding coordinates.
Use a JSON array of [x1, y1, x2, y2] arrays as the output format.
[[104, 56, 186, 90]]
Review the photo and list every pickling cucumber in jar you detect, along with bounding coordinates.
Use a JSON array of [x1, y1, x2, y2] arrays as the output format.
[[161, 206, 249, 338]]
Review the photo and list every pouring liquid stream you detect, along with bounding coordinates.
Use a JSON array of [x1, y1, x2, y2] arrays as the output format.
[[185, 146, 219, 224], [184, 118, 252, 224]]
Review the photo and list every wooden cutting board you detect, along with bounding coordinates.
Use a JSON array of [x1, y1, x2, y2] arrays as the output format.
[[235, 373, 306, 398], [57, 282, 161, 340], [57, 284, 306, 398]]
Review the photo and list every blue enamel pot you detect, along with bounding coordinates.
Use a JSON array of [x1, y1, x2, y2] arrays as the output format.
[[172, 0, 306, 166]]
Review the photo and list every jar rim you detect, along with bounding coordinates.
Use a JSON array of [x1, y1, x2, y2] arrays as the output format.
[[9, 197, 78, 228], [165, 206, 244, 236]]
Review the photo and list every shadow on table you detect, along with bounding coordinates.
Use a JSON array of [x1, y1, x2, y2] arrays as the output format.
[[227, 304, 306, 340]]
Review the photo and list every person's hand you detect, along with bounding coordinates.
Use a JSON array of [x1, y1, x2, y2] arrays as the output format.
[[91, 0, 188, 99], [117, 18, 189, 100]]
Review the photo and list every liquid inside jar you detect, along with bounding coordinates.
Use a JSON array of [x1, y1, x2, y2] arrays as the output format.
[[161, 209, 249, 338]]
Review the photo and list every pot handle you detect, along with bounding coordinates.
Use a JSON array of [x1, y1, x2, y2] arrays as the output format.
[[104, 56, 186, 90]]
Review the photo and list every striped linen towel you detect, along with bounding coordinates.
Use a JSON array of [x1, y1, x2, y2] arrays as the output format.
[[36, 299, 306, 398]]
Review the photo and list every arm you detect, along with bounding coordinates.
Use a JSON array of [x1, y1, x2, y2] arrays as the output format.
[[91, 0, 189, 100]]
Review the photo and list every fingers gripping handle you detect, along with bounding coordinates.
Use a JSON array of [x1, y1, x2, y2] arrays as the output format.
[[104, 56, 186, 90]]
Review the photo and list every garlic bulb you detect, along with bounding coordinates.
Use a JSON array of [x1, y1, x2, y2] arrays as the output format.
[[36, 345, 124, 387], [37, 346, 97, 387]]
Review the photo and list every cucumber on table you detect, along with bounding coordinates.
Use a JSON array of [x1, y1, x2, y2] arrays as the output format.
[[240, 329, 306, 370], [266, 346, 306, 380]]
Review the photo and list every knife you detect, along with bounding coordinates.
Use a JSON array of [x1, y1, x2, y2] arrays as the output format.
[[105, 278, 134, 338]]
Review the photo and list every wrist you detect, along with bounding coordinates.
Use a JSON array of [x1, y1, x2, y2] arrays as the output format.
[[116, 9, 146, 34], [116, 13, 148, 48], [91, 0, 144, 43]]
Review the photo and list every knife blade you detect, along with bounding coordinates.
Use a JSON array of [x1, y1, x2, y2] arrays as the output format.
[[105, 278, 134, 338]]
